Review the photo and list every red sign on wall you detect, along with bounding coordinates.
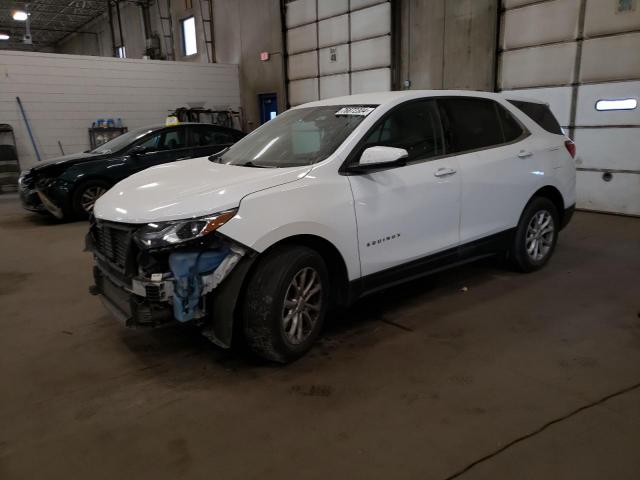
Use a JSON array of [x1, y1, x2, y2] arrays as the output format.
[[260, 51, 270, 61]]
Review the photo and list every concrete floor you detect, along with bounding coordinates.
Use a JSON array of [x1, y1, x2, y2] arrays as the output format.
[[1, 195, 639, 480]]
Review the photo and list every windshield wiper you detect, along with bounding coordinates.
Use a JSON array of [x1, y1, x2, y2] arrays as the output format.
[[237, 161, 276, 168]]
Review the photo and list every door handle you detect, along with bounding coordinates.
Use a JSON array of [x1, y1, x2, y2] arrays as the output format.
[[518, 150, 533, 158], [434, 167, 457, 177]]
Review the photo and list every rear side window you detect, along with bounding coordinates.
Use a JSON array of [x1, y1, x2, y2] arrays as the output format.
[[438, 98, 523, 154], [508, 100, 563, 135], [363, 99, 444, 162], [191, 126, 236, 146], [497, 104, 525, 142]]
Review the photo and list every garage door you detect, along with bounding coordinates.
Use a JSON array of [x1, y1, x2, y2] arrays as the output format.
[[498, 0, 640, 216], [284, 0, 392, 106]]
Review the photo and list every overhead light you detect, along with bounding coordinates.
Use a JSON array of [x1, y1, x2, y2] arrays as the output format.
[[0, 33, 9, 41], [595, 98, 637, 111], [13, 10, 28, 21]]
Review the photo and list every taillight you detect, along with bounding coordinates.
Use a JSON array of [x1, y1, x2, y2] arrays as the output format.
[[565, 140, 576, 158]]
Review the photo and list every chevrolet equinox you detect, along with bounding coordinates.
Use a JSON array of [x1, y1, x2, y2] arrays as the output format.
[[88, 91, 576, 362]]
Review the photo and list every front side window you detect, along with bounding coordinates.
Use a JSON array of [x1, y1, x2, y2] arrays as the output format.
[[181, 16, 197, 56], [362, 100, 444, 162], [216, 106, 373, 168], [138, 128, 186, 151]]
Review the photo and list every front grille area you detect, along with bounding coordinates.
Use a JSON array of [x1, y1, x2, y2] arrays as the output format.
[[94, 222, 136, 273]]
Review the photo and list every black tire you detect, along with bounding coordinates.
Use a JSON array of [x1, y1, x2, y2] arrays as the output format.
[[510, 196, 559, 272], [242, 245, 329, 363], [71, 179, 110, 220]]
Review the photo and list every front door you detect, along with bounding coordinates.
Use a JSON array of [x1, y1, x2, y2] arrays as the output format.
[[347, 99, 461, 278], [132, 127, 191, 172]]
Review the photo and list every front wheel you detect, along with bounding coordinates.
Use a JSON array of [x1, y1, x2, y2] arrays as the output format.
[[510, 197, 559, 272], [71, 180, 110, 220], [242, 246, 329, 363]]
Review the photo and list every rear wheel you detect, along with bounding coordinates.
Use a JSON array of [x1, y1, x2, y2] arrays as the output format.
[[510, 197, 559, 272], [242, 245, 329, 363], [71, 180, 110, 219]]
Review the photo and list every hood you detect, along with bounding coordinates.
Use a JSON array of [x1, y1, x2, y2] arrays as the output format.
[[94, 156, 312, 223], [31, 151, 104, 173]]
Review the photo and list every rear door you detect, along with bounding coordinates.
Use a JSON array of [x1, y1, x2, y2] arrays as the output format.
[[347, 99, 462, 278], [438, 97, 534, 243], [189, 125, 240, 159]]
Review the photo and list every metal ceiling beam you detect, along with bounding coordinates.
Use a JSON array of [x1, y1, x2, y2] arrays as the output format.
[[0, 0, 108, 50]]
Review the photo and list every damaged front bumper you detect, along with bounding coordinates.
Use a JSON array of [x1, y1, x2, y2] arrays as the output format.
[[87, 223, 255, 348]]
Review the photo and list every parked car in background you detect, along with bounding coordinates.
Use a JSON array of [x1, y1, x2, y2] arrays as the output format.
[[19, 123, 245, 220], [88, 90, 576, 363]]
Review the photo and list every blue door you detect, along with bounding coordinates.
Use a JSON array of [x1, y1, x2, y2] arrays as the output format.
[[259, 93, 278, 124]]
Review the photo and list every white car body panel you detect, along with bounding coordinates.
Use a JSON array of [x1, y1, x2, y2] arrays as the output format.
[[218, 161, 362, 280], [94, 157, 312, 223], [347, 156, 461, 277], [94, 89, 576, 285]]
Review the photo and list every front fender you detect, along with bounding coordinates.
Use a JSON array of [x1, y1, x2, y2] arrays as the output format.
[[217, 173, 361, 280]]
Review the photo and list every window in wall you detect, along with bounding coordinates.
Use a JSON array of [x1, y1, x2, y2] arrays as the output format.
[[116, 46, 126, 58], [181, 16, 197, 56], [595, 98, 637, 111]]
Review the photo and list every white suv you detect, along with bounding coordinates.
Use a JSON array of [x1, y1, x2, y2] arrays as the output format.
[[88, 90, 576, 362]]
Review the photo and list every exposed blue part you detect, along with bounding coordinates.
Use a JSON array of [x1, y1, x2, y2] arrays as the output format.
[[169, 249, 229, 322]]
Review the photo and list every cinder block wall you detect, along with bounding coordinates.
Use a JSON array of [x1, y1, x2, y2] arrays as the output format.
[[0, 50, 240, 170]]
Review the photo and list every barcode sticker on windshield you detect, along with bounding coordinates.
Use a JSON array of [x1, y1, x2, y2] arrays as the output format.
[[335, 106, 375, 116]]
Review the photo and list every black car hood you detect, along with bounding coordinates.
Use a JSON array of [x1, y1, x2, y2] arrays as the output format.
[[30, 152, 109, 174]]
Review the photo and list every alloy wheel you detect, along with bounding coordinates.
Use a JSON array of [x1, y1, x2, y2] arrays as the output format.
[[281, 267, 323, 345], [526, 210, 555, 261], [80, 186, 107, 213]]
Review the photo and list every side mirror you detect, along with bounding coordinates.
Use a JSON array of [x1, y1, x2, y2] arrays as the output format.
[[348, 146, 409, 173], [129, 145, 148, 157]]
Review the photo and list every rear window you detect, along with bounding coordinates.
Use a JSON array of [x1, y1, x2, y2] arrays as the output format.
[[509, 100, 563, 135]]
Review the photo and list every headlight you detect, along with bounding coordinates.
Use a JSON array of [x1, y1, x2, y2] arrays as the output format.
[[133, 209, 238, 249], [18, 170, 29, 186]]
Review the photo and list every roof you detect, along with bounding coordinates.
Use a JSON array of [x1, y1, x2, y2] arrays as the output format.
[[133, 123, 242, 132], [0, 0, 107, 52], [293, 89, 547, 109]]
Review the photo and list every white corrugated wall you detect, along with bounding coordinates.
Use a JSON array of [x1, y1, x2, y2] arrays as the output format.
[[499, 0, 640, 216], [0, 51, 240, 170], [284, 0, 392, 106]]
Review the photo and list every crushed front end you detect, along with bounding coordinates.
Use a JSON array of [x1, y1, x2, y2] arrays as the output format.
[[19, 168, 73, 218], [86, 212, 254, 348], [18, 170, 47, 213]]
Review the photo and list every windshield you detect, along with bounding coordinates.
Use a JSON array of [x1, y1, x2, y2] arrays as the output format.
[[90, 126, 160, 154], [215, 105, 376, 167]]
